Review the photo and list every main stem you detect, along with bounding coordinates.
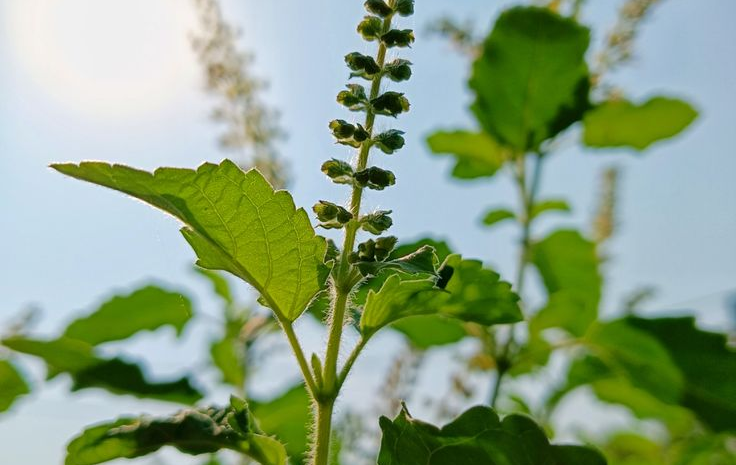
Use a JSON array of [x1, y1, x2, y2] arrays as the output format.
[[489, 152, 544, 407], [312, 11, 395, 465]]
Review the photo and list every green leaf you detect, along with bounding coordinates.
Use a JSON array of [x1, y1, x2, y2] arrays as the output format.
[[377, 405, 605, 465], [530, 199, 570, 219], [196, 268, 235, 306], [51, 160, 329, 322], [626, 316, 736, 432], [65, 401, 287, 465], [251, 384, 311, 464], [583, 97, 697, 150], [390, 237, 453, 263], [360, 255, 522, 337], [355, 244, 438, 277], [2, 337, 202, 404], [426, 130, 508, 179], [470, 7, 590, 151], [63, 285, 193, 346], [391, 315, 467, 349], [481, 208, 516, 227], [210, 334, 246, 388], [0, 360, 30, 413], [531, 230, 601, 336]]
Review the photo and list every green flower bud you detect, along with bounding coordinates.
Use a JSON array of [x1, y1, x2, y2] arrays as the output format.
[[313, 200, 352, 224], [357, 239, 376, 261], [383, 59, 412, 82], [313, 200, 340, 222], [381, 29, 415, 48], [364, 0, 393, 17], [321, 158, 354, 185], [345, 52, 381, 79], [395, 0, 414, 16], [329, 119, 356, 139], [360, 210, 393, 235], [374, 235, 398, 261], [354, 166, 396, 190], [373, 129, 405, 154], [337, 84, 368, 111], [371, 91, 410, 116], [353, 124, 370, 142], [357, 16, 383, 41]]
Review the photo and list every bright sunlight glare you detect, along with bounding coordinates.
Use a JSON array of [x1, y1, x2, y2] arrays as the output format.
[[4, 0, 195, 119]]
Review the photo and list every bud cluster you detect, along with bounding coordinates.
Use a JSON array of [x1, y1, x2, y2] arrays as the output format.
[[314, 0, 414, 265]]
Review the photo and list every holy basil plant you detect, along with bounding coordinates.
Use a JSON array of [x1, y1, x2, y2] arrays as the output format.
[[41, 1, 604, 465]]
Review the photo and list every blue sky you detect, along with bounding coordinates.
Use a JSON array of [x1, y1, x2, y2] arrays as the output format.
[[1, 0, 735, 463]]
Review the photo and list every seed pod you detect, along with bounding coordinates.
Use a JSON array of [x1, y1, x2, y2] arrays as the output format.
[[321, 159, 354, 185], [357, 16, 383, 41], [371, 91, 410, 117], [381, 29, 414, 48], [374, 235, 398, 261], [337, 84, 368, 111], [354, 166, 396, 190], [364, 0, 393, 17], [373, 129, 405, 154], [357, 239, 377, 261], [383, 59, 412, 82], [360, 210, 393, 235], [329, 119, 356, 139], [395, 0, 414, 16], [345, 52, 381, 79]]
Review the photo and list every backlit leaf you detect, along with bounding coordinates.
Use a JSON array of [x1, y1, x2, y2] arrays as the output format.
[[470, 7, 590, 152], [391, 315, 467, 349], [63, 285, 193, 346], [52, 160, 329, 322], [481, 208, 516, 227], [0, 360, 30, 413], [427, 130, 508, 179], [251, 384, 311, 464], [583, 97, 697, 150]]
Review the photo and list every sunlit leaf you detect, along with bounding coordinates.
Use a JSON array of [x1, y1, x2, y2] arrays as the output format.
[[377, 404, 605, 465], [530, 199, 570, 219], [356, 244, 438, 277], [52, 160, 329, 322], [481, 208, 516, 227], [63, 285, 193, 346], [427, 130, 508, 179], [360, 255, 521, 337], [627, 316, 736, 432], [583, 97, 697, 150], [65, 398, 287, 465], [470, 7, 590, 151], [531, 230, 601, 336], [2, 336, 202, 404], [0, 360, 30, 413], [251, 384, 311, 464]]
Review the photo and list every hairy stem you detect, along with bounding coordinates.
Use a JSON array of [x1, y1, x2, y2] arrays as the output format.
[[312, 9, 396, 465]]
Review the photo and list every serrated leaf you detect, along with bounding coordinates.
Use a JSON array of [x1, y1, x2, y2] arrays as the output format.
[[583, 97, 697, 150], [356, 244, 438, 277], [481, 208, 516, 227], [377, 405, 605, 465], [360, 255, 522, 337], [51, 160, 329, 322], [531, 230, 601, 336], [65, 403, 287, 465], [427, 130, 508, 179], [0, 360, 30, 413], [2, 336, 202, 404], [530, 199, 570, 219], [626, 316, 736, 432], [251, 384, 311, 464], [390, 237, 453, 263], [470, 7, 590, 151], [63, 285, 193, 346]]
